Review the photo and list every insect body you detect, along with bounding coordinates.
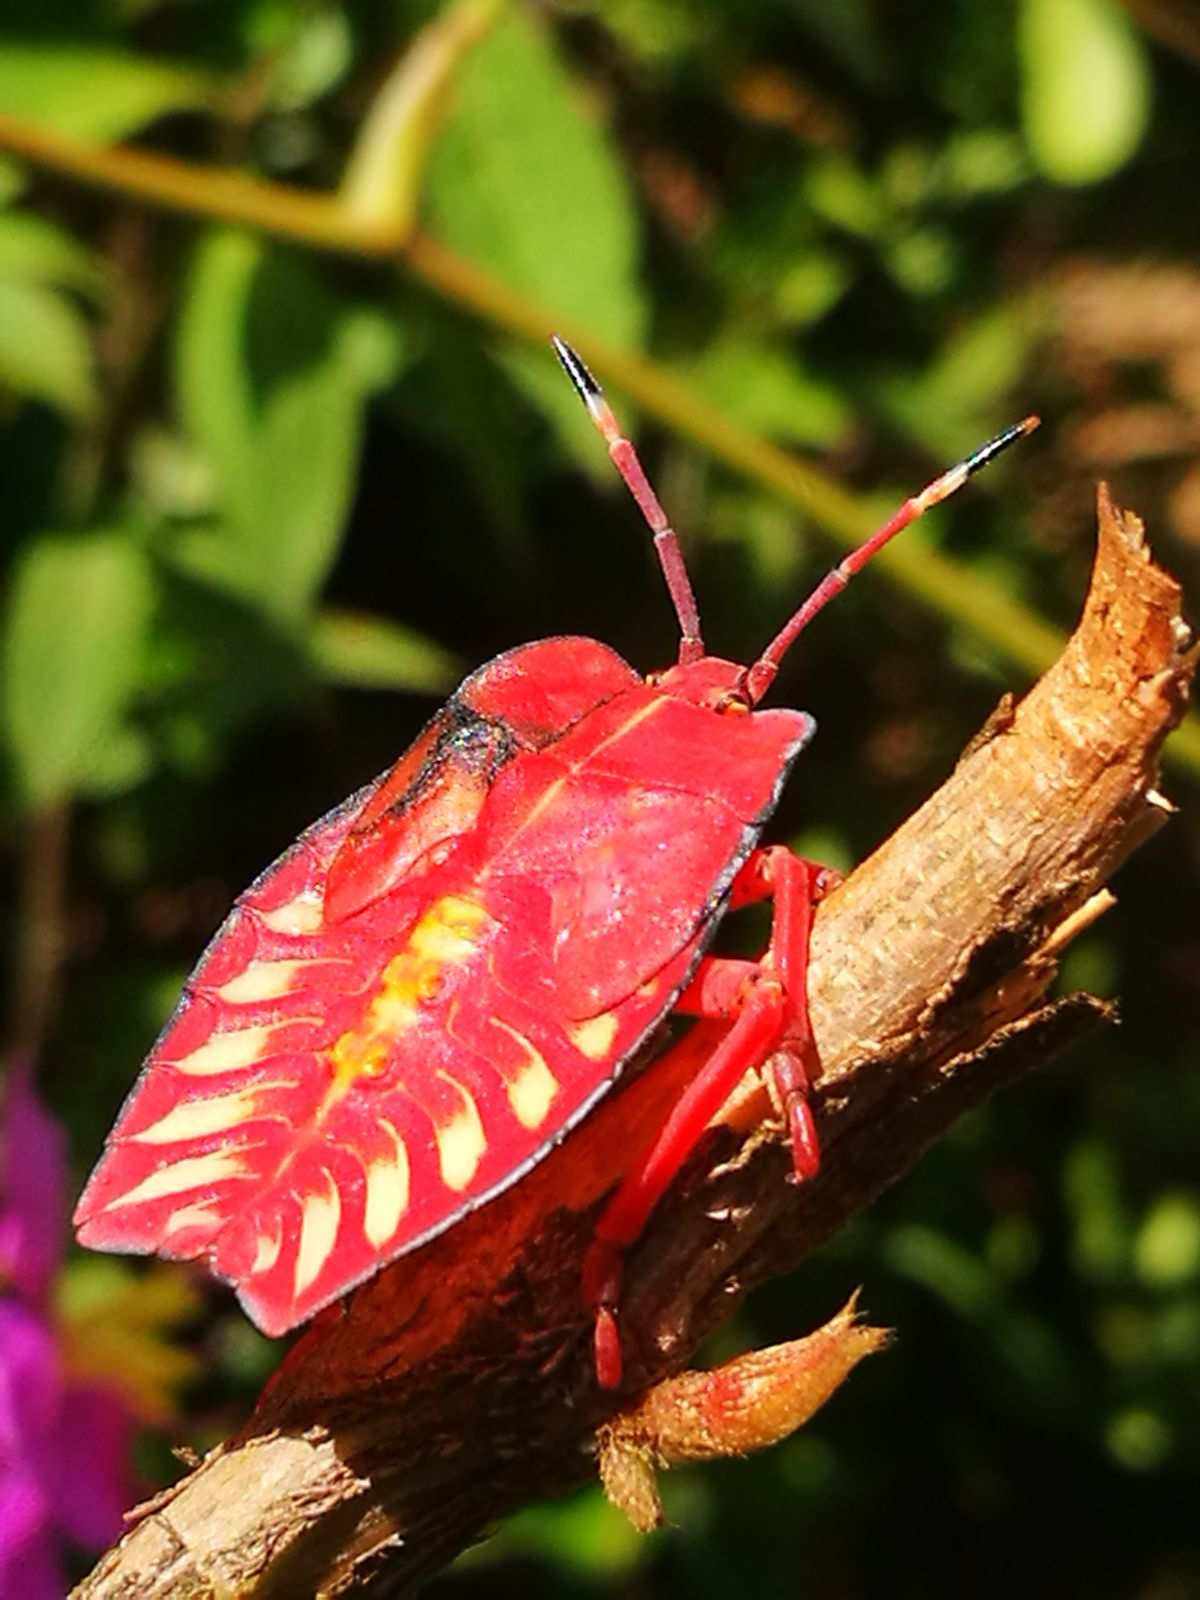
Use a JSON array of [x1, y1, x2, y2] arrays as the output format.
[[75, 341, 1036, 1386]]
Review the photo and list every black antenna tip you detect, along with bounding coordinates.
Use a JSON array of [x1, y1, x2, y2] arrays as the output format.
[[964, 413, 1041, 477], [551, 334, 600, 400]]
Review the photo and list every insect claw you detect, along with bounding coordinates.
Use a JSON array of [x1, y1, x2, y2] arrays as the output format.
[[594, 1306, 624, 1390], [786, 1095, 821, 1183]]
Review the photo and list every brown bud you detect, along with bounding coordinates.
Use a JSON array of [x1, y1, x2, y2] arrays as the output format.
[[597, 1293, 889, 1531]]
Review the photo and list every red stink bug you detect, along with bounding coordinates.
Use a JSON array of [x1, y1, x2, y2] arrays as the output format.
[[74, 340, 1036, 1388]]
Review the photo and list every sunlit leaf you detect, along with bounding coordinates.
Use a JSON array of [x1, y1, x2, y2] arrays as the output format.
[[266, 8, 353, 111], [0, 44, 213, 140], [311, 607, 460, 694], [1064, 1138, 1131, 1280], [0, 155, 26, 204], [0, 277, 96, 418], [689, 338, 850, 449], [1135, 1193, 1200, 1288], [394, 320, 532, 549], [81, 724, 156, 800], [773, 251, 852, 328], [940, 129, 1029, 197], [175, 230, 405, 619], [0, 210, 105, 297], [2, 529, 154, 809], [428, 9, 642, 342], [426, 7, 646, 463], [1019, 0, 1151, 185], [885, 226, 959, 297], [589, 0, 713, 61], [803, 154, 882, 239], [151, 560, 315, 740], [478, 1491, 644, 1582], [882, 1223, 996, 1317], [1105, 1407, 1172, 1472], [340, 0, 501, 233], [876, 303, 1040, 459]]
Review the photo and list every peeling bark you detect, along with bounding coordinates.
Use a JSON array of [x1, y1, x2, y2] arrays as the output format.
[[73, 489, 1194, 1598]]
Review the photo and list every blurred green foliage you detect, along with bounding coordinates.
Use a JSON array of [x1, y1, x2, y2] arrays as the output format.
[[1, 0, 1198, 1594]]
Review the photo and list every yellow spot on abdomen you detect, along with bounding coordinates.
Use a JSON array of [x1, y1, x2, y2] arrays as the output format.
[[326, 895, 493, 1094], [163, 1201, 221, 1239], [172, 1025, 277, 1077], [130, 1081, 290, 1145], [259, 893, 323, 934], [104, 1149, 249, 1209], [363, 1119, 410, 1246], [251, 1224, 282, 1276], [434, 1072, 487, 1191], [294, 1171, 341, 1296], [408, 896, 492, 963], [216, 959, 313, 1005], [490, 1018, 559, 1130], [569, 1012, 619, 1061], [508, 1058, 558, 1129]]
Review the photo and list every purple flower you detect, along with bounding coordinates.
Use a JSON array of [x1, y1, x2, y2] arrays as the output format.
[[0, 1065, 66, 1304], [0, 1072, 135, 1597]]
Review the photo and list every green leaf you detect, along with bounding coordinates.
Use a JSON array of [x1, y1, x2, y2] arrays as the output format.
[[0, 156, 27, 205], [310, 607, 460, 694], [486, 1493, 643, 1583], [0, 210, 105, 297], [144, 564, 315, 762], [1019, 0, 1151, 185], [0, 44, 213, 140], [688, 338, 850, 450], [1064, 1138, 1131, 1280], [788, 0, 888, 84], [1134, 1193, 1200, 1288], [340, 0, 502, 234], [883, 1223, 997, 1318], [426, 7, 646, 459], [773, 251, 851, 328], [875, 302, 1040, 459], [803, 154, 882, 239], [495, 342, 615, 477], [266, 8, 353, 112], [2, 530, 154, 810], [175, 231, 404, 620], [940, 129, 1029, 198], [81, 724, 156, 799], [0, 277, 96, 417]]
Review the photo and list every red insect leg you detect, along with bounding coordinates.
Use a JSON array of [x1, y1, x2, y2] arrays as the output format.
[[584, 981, 786, 1388], [686, 849, 841, 1182], [583, 846, 839, 1387]]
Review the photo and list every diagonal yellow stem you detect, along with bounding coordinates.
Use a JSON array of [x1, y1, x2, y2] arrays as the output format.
[[0, 110, 1195, 778]]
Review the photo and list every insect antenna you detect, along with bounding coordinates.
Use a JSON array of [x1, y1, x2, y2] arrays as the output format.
[[741, 414, 1041, 704], [552, 336, 705, 665]]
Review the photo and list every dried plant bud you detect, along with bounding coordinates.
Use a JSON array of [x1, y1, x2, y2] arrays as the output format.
[[597, 1293, 889, 1531]]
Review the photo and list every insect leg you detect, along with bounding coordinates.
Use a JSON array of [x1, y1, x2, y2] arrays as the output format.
[[583, 980, 787, 1388], [753, 848, 841, 1184], [680, 849, 840, 1181], [584, 848, 840, 1387]]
